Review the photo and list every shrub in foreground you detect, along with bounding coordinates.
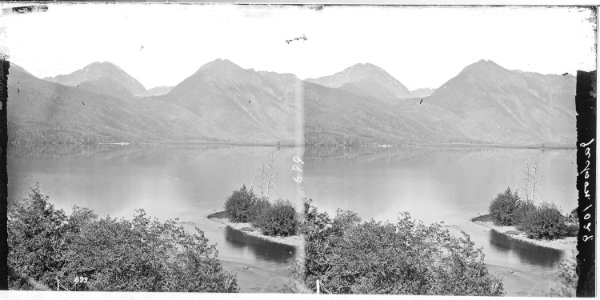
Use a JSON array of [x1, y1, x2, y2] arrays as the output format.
[[549, 251, 577, 297], [489, 187, 520, 226], [7, 187, 67, 290], [224, 185, 256, 223], [8, 186, 238, 292], [519, 204, 568, 240], [299, 200, 504, 295]]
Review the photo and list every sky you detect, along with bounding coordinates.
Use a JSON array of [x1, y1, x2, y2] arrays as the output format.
[[0, 4, 596, 90]]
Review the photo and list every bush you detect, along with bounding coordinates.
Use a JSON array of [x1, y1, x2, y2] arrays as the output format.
[[8, 186, 239, 292], [223, 185, 299, 237], [248, 197, 272, 229], [487, 186, 571, 240], [565, 223, 579, 237], [513, 199, 536, 229], [224, 185, 256, 223], [259, 200, 298, 237], [7, 186, 68, 290], [519, 204, 568, 240], [299, 200, 504, 295], [549, 251, 577, 297], [489, 187, 520, 226]]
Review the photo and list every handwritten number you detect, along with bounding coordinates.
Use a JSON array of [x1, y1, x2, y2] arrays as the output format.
[[293, 156, 304, 165], [580, 138, 594, 149], [578, 139, 595, 243], [292, 157, 304, 183]]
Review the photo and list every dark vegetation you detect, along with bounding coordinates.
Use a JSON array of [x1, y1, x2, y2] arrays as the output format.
[[487, 187, 576, 240], [295, 200, 504, 295], [550, 251, 577, 297], [224, 185, 255, 223], [8, 186, 238, 292], [489, 188, 520, 226], [222, 185, 298, 237], [259, 200, 298, 237], [7, 122, 116, 146]]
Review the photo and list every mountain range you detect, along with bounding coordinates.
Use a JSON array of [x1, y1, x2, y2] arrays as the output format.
[[8, 58, 577, 146]]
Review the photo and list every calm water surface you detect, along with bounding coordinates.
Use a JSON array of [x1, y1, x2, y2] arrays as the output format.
[[8, 145, 576, 295]]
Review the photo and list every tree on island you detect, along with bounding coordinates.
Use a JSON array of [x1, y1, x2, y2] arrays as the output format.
[[224, 185, 298, 237], [488, 186, 573, 240]]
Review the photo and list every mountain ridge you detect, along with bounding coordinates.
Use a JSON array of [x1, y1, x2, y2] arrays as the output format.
[[307, 62, 414, 103], [45, 61, 149, 98], [8, 63, 226, 145], [153, 58, 299, 143], [10, 59, 577, 146], [427, 59, 576, 145]]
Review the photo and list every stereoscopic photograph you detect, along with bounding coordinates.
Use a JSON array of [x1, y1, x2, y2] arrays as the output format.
[[0, 3, 596, 297]]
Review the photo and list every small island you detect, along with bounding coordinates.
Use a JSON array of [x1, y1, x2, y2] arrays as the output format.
[[471, 187, 578, 252], [208, 185, 303, 248], [208, 210, 303, 247], [471, 214, 576, 251]]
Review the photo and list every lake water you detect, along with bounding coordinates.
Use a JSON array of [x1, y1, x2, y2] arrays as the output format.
[[8, 144, 577, 295]]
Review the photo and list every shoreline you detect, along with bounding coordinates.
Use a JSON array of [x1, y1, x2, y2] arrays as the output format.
[[11, 140, 576, 150], [471, 215, 576, 252], [207, 213, 303, 248]]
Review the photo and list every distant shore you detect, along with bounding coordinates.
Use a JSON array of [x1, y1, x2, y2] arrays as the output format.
[[145, 141, 578, 150], [14, 139, 576, 150], [471, 214, 576, 252], [207, 211, 303, 248], [411, 142, 576, 150]]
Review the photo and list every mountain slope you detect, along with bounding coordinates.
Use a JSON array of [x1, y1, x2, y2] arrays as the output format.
[[157, 59, 299, 143], [11, 59, 577, 147], [45, 62, 149, 98], [307, 63, 413, 103], [303, 81, 484, 146], [8, 64, 222, 145], [426, 60, 576, 145]]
